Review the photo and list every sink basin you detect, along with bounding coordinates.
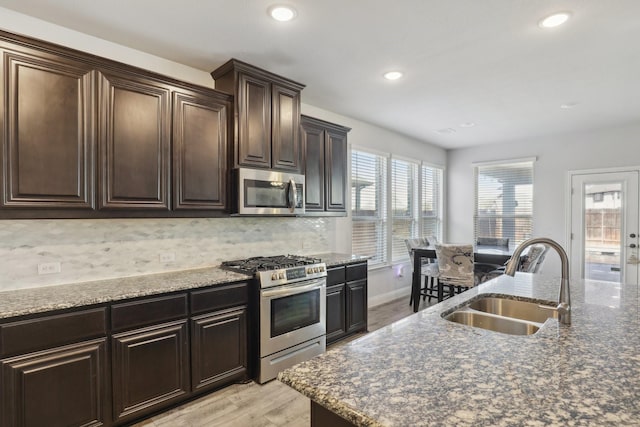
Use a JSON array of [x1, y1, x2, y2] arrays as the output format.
[[442, 295, 558, 336], [444, 311, 540, 336], [468, 297, 558, 324]]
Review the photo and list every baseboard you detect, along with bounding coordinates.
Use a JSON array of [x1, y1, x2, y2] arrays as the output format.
[[368, 286, 411, 308]]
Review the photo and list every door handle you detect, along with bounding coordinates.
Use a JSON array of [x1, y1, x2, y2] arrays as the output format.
[[287, 178, 297, 213], [630, 233, 637, 238], [630, 243, 637, 249]]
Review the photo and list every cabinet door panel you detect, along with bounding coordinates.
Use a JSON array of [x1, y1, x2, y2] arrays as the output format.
[[237, 73, 270, 168], [1, 51, 94, 209], [301, 121, 325, 211], [112, 320, 189, 422], [326, 284, 346, 344], [98, 71, 170, 209], [346, 280, 367, 333], [272, 84, 301, 171], [191, 307, 247, 392], [325, 129, 348, 211], [173, 91, 228, 210], [1, 339, 107, 427]]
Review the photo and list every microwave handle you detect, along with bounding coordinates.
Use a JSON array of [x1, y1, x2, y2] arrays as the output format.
[[287, 178, 297, 212]]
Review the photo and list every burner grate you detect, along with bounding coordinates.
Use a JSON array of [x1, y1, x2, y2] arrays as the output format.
[[221, 255, 321, 273]]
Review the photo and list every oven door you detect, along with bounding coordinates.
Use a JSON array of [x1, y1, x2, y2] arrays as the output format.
[[259, 278, 326, 357]]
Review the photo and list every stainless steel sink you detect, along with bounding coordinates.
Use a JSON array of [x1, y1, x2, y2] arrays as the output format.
[[444, 311, 540, 335], [468, 297, 558, 324], [442, 295, 558, 336]]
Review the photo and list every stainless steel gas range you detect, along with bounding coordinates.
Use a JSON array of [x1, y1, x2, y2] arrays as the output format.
[[221, 255, 327, 383]]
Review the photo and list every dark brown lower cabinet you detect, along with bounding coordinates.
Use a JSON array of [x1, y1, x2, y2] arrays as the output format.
[[325, 261, 368, 345], [111, 320, 189, 424], [191, 306, 247, 393], [346, 280, 367, 333], [0, 281, 250, 427], [1, 338, 108, 427], [311, 401, 357, 427], [326, 284, 347, 343]]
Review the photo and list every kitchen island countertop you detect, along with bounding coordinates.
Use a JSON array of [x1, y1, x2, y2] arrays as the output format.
[[278, 273, 640, 426]]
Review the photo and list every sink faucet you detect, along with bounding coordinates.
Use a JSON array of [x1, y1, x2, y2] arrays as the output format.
[[504, 237, 571, 325]]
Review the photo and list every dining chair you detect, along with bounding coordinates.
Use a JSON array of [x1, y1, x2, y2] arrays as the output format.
[[482, 243, 549, 281], [434, 243, 475, 300], [405, 238, 441, 305]]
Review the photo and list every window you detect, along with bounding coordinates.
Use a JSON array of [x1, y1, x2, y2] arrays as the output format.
[[474, 159, 534, 247], [391, 159, 419, 262], [351, 150, 388, 265], [351, 148, 444, 266], [421, 165, 443, 239]]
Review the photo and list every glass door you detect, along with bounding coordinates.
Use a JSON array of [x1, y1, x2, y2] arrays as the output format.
[[570, 170, 639, 285]]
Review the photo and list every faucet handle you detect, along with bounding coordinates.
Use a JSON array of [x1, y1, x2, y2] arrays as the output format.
[[556, 302, 570, 313]]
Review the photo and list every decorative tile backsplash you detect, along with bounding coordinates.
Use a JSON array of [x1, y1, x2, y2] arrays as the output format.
[[0, 217, 333, 291]]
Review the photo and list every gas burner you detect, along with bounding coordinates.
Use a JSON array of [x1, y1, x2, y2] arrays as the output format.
[[221, 255, 321, 273]]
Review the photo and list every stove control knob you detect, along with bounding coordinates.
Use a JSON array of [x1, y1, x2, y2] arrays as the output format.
[[307, 267, 313, 274], [279, 272, 285, 280], [271, 273, 278, 280], [314, 267, 320, 273], [319, 266, 325, 272]]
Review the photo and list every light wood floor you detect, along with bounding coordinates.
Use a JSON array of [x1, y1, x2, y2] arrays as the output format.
[[133, 294, 434, 427]]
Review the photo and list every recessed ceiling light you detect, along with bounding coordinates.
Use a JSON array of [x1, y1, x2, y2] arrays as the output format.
[[560, 102, 579, 109], [383, 71, 403, 81], [538, 12, 571, 28], [268, 5, 297, 22], [459, 122, 476, 128]]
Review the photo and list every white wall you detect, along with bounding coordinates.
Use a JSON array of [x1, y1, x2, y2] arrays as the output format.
[[447, 121, 640, 274], [0, 7, 213, 87], [302, 104, 447, 306], [0, 8, 447, 305]]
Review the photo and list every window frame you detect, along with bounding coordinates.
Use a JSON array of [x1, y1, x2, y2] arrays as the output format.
[[473, 157, 536, 248], [350, 146, 445, 268]]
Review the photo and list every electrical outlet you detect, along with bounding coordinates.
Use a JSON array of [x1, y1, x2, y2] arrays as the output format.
[[38, 262, 61, 275], [159, 252, 176, 263]]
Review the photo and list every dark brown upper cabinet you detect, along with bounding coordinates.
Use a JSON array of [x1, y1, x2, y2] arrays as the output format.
[[212, 59, 304, 172], [0, 30, 234, 218], [97, 69, 171, 210], [0, 45, 95, 210], [301, 115, 350, 215], [172, 89, 231, 210]]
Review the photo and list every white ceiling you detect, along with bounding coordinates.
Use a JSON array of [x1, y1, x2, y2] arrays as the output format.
[[1, 0, 639, 149]]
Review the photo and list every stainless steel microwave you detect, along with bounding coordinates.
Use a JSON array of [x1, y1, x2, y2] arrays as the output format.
[[236, 168, 305, 215]]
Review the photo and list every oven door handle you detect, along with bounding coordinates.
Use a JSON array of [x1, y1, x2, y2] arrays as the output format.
[[261, 279, 326, 298]]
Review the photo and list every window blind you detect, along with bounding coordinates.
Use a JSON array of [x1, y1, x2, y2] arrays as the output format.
[[351, 150, 388, 265], [421, 165, 443, 241], [474, 160, 534, 247], [391, 159, 419, 262]]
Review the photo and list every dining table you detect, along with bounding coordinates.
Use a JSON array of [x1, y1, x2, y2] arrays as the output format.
[[411, 244, 514, 312]]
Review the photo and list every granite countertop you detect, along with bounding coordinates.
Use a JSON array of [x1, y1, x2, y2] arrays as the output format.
[[278, 274, 640, 426], [0, 253, 366, 320], [0, 267, 252, 320], [312, 253, 369, 267]]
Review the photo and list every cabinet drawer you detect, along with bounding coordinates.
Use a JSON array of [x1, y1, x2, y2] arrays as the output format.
[[346, 262, 367, 282], [111, 294, 187, 332], [326, 266, 346, 286], [0, 308, 106, 358], [190, 282, 248, 315]]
